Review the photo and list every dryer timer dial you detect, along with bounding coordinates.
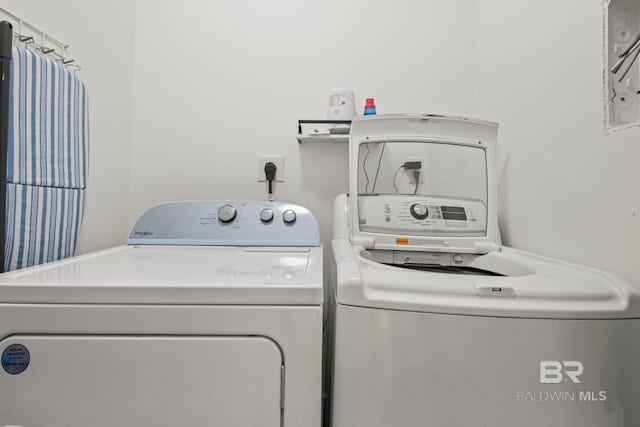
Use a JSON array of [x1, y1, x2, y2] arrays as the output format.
[[217, 204, 237, 223]]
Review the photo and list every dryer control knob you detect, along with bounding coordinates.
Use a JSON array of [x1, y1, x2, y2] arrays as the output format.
[[217, 204, 237, 223], [283, 209, 297, 224], [410, 203, 429, 220], [260, 208, 274, 223]]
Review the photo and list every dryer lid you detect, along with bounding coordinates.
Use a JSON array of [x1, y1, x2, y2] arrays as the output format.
[[349, 114, 500, 254], [0, 245, 323, 305]]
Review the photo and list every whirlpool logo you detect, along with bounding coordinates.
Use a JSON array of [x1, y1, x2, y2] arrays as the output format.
[[540, 361, 583, 384]]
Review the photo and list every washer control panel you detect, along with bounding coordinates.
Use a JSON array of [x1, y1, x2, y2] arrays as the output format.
[[359, 195, 486, 237], [128, 201, 320, 247]]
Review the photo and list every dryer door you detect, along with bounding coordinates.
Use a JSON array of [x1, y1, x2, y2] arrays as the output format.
[[0, 335, 283, 427]]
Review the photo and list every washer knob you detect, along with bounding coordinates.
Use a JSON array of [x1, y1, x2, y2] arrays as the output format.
[[217, 204, 237, 223], [283, 209, 297, 224], [260, 208, 274, 223], [409, 203, 429, 220]]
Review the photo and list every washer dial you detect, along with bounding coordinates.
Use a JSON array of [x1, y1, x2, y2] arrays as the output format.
[[217, 204, 237, 223], [260, 208, 274, 223], [283, 209, 297, 224], [409, 203, 429, 220]]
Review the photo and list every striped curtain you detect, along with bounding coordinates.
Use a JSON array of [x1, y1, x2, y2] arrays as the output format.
[[4, 47, 89, 271]]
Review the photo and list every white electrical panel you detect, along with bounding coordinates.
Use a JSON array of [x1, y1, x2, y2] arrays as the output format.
[[605, 0, 640, 131]]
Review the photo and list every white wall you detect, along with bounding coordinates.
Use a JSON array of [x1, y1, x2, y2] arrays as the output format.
[[129, 0, 476, 259], [473, 0, 640, 283], [0, 0, 135, 254], [12, 0, 638, 285]]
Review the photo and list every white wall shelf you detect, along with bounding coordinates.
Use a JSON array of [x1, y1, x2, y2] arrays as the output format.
[[297, 120, 350, 143]]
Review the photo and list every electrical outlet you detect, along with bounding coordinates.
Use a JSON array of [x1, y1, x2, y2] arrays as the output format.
[[407, 157, 424, 167], [406, 157, 425, 184], [258, 155, 284, 182]]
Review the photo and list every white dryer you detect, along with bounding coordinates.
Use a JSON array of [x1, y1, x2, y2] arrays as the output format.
[[0, 200, 323, 427], [329, 114, 640, 427]]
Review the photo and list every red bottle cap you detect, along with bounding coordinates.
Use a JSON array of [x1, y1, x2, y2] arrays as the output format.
[[365, 98, 376, 108]]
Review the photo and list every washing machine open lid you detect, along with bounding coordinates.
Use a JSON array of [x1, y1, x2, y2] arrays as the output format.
[[0, 201, 323, 305], [349, 114, 500, 254], [333, 239, 640, 319], [336, 116, 640, 318]]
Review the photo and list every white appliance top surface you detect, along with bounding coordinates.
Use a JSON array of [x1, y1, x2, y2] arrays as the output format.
[[0, 245, 323, 305], [333, 239, 640, 319]]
